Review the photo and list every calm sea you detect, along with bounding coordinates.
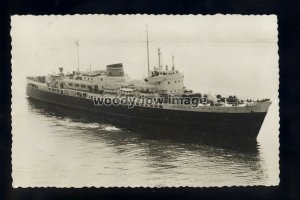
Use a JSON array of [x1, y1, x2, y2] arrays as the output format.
[[12, 94, 279, 187], [12, 42, 279, 187]]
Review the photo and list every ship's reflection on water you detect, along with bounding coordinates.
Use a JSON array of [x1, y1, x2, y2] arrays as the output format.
[[24, 98, 269, 186]]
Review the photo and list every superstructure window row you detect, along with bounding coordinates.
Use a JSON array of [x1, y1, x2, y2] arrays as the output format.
[[67, 82, 88, 89]]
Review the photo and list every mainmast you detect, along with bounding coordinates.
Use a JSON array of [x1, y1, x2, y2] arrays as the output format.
[[172, 53, 175, 70], [75, 39, 80, 71], [158, 48, 162, 69], [146, 25, 150, 77]]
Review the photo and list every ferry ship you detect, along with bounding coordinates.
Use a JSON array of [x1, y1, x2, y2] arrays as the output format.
[[26, 29, 271, 141]]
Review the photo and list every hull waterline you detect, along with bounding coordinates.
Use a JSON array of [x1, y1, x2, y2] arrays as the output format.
[[26, 85, 268, 141]]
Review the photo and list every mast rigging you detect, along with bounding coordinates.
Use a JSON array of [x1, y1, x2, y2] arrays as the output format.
[[146, 25, 150, 77]]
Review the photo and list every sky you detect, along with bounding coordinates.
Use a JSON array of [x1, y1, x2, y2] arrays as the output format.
[[11, 14, 278, 99]]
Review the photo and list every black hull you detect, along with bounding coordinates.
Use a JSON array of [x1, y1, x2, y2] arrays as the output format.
[[26, 85, 268, 141]]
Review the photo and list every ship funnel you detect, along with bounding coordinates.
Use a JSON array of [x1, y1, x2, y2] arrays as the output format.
[[106, 63, 124, 77]]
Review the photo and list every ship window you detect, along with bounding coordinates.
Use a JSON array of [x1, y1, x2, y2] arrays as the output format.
[[74, 84, 79, 87], [168, 81, 170, 84], [175, 80, 177, 83], [68, 83, 73, 86], [101, 78, 103, 81], [81, 85, 86, 88]]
